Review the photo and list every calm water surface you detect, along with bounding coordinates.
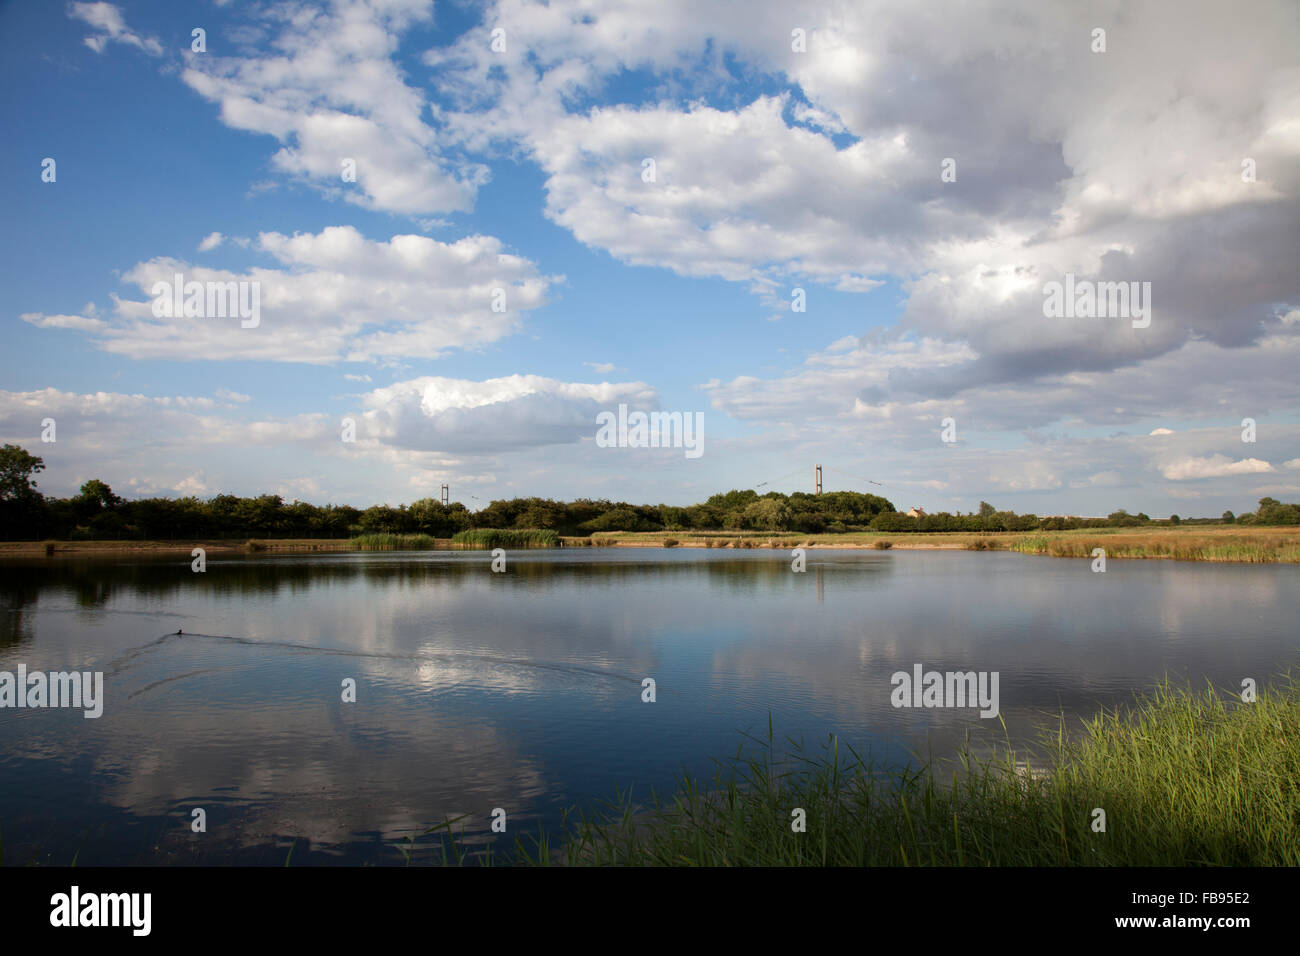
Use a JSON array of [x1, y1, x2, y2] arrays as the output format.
[[1, 549, 1296, 864]]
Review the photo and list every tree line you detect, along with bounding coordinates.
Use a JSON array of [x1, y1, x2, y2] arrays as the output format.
[[1, 443, 1296, 541]]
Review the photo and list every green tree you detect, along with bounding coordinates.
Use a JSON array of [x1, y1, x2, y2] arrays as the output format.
[[0, 444, 45, 501], [978, 500, 996, 518], [658, 505, 688, 530], [581, 505, 647, 532], [357, 504, 406, 534], [77, 479, 120, 509], [0, 444, 48, 540], [1254, 497, 1300, 525], [235, 494, 288, 536], [705, 489, 759, 511], [512, 498, 568, 530], [743, 498, 791, 531], [88, 510, 130, 540], [74, 479, 122, 523], [871, 511, 919, 532], [1222, 510, 1235, 524]]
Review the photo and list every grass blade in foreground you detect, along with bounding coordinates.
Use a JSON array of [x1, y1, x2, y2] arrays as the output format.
[[534, 674, 1300, 866]]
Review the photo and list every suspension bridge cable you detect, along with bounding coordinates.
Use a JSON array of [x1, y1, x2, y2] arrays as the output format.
[[820, 465, 891, 491], [753, 465, 809, 489]]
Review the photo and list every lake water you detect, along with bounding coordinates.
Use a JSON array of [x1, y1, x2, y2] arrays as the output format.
[[1, 548, 1296, 864]]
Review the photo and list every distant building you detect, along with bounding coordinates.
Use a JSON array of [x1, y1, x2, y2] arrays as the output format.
[[907, 507, 926, 518]]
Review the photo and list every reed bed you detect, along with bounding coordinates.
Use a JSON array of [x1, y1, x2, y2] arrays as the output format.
[[1010, 532, 1300, 562], [450, 529, 559, 549], [591, 527, 1300, 561], [496, 675, 1300, 866], [349, 533, 439, 551]]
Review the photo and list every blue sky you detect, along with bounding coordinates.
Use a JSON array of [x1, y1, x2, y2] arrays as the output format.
[[2, 0, 1297, 515]]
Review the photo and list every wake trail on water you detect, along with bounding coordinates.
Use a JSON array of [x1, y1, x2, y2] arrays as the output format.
[[106, 630, 650, 689], [104, 632, 188, 676], [126, 668, 235, 700]]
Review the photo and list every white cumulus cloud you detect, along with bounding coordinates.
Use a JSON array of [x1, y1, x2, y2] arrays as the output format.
[[182, 0, 481, 215], [1162, 455, 1276, 480], [70, 2, 163, 56], [30, 226, 559, 364]]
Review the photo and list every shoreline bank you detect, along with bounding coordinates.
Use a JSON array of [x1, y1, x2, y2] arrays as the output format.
[[2, 526, 1298, 562]]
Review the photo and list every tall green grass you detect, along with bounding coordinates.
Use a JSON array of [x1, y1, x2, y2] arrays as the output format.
[[451, 528, 559, 549], [1010, 532, 1300, 562], [507, 675, 1300, 866], [350, 533, 439, 551]]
